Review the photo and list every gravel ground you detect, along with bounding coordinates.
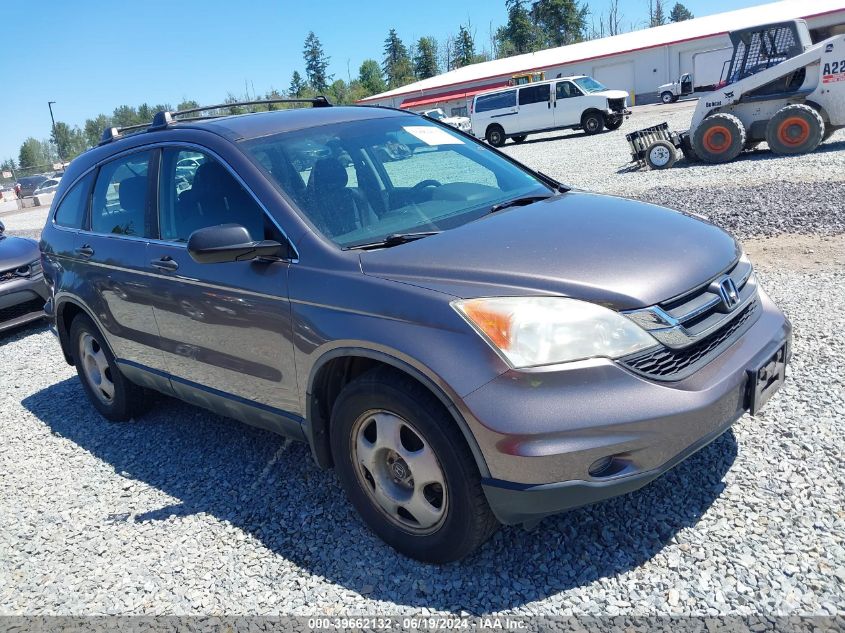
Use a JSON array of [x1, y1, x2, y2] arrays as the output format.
[[1, 100, 843, 617]]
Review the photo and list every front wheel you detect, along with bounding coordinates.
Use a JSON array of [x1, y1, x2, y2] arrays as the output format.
[[692, 113, 746, 164], [604, 116, 624, 131], [661, 91, 674, 104], [485, 125, 505, 147], [331, 369, 498, 563], [581, 111, 605, 135]]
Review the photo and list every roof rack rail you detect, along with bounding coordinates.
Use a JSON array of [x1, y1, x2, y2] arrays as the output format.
[[99, 96, 332, 145]]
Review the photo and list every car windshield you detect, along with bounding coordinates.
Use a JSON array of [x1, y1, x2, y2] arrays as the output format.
[[425, 110, 445, 120], [241, 115, 549, 248], [573, 77, 607, 93]]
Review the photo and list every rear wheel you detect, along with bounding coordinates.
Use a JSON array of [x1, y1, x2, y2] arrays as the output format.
[[70, 314, 149, 421], [330, 368, 498, 563], [581, 111, 604, 135], [486, 125, 505, 147], [661, 91, 675, 104], [766, 104, 824, 155], [692, 113, 746, 164], [645, 140, 677, 170], [511, 134, 527, 143]]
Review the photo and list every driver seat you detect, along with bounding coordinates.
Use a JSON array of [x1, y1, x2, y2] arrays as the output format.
[[306, 157, 376, 238]]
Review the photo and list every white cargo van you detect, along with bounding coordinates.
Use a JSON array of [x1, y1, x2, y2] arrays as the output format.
[[470, 75, 630, 146]]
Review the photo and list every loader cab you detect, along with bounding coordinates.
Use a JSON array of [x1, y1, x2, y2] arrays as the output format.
[[725, 20, 812, 85]]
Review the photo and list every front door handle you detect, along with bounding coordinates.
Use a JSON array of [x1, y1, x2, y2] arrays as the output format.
[[150, 256, 179, 272], [75, 245, 94, 258]]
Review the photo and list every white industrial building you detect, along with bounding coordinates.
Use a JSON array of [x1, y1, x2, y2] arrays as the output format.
[[358, 0, 845, 114]]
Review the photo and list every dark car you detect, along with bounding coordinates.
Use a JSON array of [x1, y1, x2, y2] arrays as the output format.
[[0, 220, 48, 331], [15, 175, 48, 198], [39, 101, 791, 563]]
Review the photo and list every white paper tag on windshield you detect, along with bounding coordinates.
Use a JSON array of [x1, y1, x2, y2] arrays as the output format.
[[403, 126, 464, 146]]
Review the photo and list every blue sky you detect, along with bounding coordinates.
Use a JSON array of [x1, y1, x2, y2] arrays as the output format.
[[1, 0, 767, 162]]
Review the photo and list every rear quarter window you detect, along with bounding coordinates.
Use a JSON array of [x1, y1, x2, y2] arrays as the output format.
[[475, 91, 516, 113], [54, 173, 93, 229]]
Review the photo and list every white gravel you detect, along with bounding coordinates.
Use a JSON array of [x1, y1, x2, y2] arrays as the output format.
[[1, 100, 843, 617]]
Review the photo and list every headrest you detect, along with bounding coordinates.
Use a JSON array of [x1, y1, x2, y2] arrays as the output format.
[[311, 157, 348, 190], [118, 175, 147, 212]]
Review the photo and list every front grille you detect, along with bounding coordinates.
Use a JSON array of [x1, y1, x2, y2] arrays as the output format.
[[0, 298, 44, 324], [608, 98, 625, 113], [621, 299, 760, 381]]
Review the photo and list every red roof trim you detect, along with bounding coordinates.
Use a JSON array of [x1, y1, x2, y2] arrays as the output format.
[[358, 6, 844, 103], [399, 81, 510, 108]]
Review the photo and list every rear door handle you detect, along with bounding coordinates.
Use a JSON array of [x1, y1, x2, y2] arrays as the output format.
[[150, 256, 179, 272], [75, 245, 94, 258]]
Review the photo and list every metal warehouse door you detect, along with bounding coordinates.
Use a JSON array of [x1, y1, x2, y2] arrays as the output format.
[[594, 61, 634, 101]]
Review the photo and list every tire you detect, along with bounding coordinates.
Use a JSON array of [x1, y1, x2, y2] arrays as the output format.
[[511, 134, 527, 143], [692, 113, 746, 164], [645, 140, 677, 170], [330, 368, 499, 563], [486, 125, 505, 147], [69, 314, 150, 421], [661, 91, 674, 104], [765, 104, 824, 155], [581, 111, 604, 135], [604, 116, 624, 131]]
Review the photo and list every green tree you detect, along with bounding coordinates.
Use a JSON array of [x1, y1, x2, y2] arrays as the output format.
[[497, 0, 539, 57], [19, 138, 52, 169], [84, 114, 113, 147], [532, 0, 590, 46], [50, 122, 88, 161], [669, 2, 694, 22], [452, 26, 476, 69], [112, 105, 142, 128], [383, 29, 414, 89], [649, 0, 667, 27], [289, 71, 306, 97], [359, 59, 387, 95], [413, 37, 439, 79], [303, 31, 332, 92], [326, 79, 351, 104], [177, 99, 200, 111], [1, 157, 17, 172]]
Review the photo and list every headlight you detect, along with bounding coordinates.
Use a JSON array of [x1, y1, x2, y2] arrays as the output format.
[[453, 297, 658, 369]]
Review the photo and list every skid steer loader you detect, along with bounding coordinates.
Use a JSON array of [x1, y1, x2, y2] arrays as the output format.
[[627, 19, 845, 169]]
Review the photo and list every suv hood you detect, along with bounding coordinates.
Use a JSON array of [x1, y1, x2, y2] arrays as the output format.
[[0, 235, 40, 270], [360, 192, 739, 310]]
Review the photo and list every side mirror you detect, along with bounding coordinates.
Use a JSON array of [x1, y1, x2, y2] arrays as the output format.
[[187, 223, 283, 264]]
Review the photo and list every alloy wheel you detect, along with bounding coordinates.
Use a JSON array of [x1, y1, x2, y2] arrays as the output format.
[[79, 332, 115, 404]]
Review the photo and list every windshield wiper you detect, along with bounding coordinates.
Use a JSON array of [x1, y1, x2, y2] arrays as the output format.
[[488, 194, 554, 214], [346, 231, 442, 250]]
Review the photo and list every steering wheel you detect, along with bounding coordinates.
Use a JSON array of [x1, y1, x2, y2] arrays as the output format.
[[412, 179, 442, 191]]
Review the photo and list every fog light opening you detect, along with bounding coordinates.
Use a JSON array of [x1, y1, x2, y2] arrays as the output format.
[[588, 455, 628, 478]]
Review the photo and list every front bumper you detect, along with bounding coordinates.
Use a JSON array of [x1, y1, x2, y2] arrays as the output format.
[[607, 108, 632, 121], [461, 287, 791, 525], [0, 273, 49, 332]]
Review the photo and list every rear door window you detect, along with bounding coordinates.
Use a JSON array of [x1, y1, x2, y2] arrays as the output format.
[[475, 91, 516, 113], [518, 84, 551, 105], [90, 151, 153, 237], [54, 172, 93, 229]]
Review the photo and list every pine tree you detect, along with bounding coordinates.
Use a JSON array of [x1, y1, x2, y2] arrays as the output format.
[[649, 0, 667, 27], [496, 0, 538, 57], [669, 2, 694, 22], [289, 71, 306, 97], [452, 26, 476, 69], [383, 29, 414, 89], [303, 31, 332, 92], [414, 37, 439, 79], [532, 0, 590, 47]]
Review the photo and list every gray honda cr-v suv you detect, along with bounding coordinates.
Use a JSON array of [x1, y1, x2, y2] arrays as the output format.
[[40, 99, 791, 563]]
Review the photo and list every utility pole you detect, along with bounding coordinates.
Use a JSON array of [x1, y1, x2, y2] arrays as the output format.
[[47, 101, 62, 163]]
